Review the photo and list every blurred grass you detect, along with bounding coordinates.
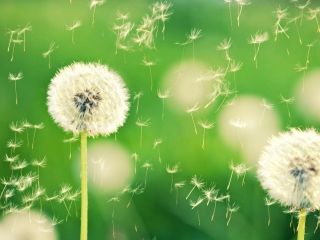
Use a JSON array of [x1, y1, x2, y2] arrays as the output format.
[[1, 0, 320, 239]]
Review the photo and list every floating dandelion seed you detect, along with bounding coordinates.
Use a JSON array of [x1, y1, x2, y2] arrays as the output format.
[[8, 72, 23, 105], [10, 38, 23, 62], [177, 28, 202, 64], [186, 175, 204, 199], [166, 163, 181, 193], [190, 197, 204, 209], [217, 38, 232, 73], [89, 0, 106, 28], [224, 0, 233, 28], [126, 184, 144, 208], [43, 42, 58, 69], [7, 28, 19, 52], [259, 98, 273, 125], [31, 123, 44, 149], [273, 6, 290, 42], [229, 118, 246, 148], [211, 193, 230, 221], [227, 161, 251, 190], [151, 1, 173, 40], [63, 135, 78, 159], [131, 153, 139, 174], [235, 0, 250, 26], [202, 183, 217, 206], [264, 196, 276, 226], [198, 119, 214, 150], [249, 31, 269, 68], [133, 91, 143, 114], [9, 121, 24, 142], [157, 88, 171, 119], [7, 138, 23, 155], [108, 196, 120, 238], [153, 138, 163, 163], [32, 156, 47, 187], [142, 57, 158, 91], [18, 22, 32, 52], [287, 15, 303, 44], [295, 0, 311, 26], [22, 119, 32, 148], [136, 117, 151, 147], [66, 19, 82, 44], [229, 60, 243, 88], [307, 7, 320, 33], [226, 202, 240, 226], [257, 128, 320, 240], [141, 162, 153, 188], [186, 102, 200, 135], [279, 94, 295, 118], [174, 181, 185, 205]]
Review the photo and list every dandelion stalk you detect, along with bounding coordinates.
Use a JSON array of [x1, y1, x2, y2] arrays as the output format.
[[297, 209, 306, 240], [80, 131, 88, 240]]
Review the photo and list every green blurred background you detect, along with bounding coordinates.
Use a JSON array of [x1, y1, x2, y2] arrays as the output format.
[[1, 0, 320, 239]]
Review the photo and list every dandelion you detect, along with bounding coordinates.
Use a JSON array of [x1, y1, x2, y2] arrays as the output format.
[[202, 183, 217, 206], [10, 38, 23, 62], [7, 139, 23, 155], [89, 0, 106, 28], [174, 181, 185, 205], [63, 135, 78, 159], [229, 118, 246, 148], [157, 88, 171, 119], [31, 123, 44, 149], [224, 0, 233, 28], [43, 42, 58, 69], [142, 56, 158, 91], [126, 184, 144, 208], [249, 31, 269, 68], [133, 91, 143, 114], [190, 196, 204, 209], [32, 156, 47, 187], [180, 28, 202, 63], [265, 196, 276, 226], [18, 22, 32, 51], [108, 196, 120, 238], [66, 19, 82, 44], [6, 28, 19, 52], [211, 193, 230, 221], [307, 7, 320, 33], [153, 138, 163, 163], [257, 128, 320, 240], [12, 160, 28, 176], [166, 163, 181, 193], [22, 119, 32, 148], [186, 175, 204, 199], [141, 162, 153, 188], [151, 1, 173, 40], [295, 0, 311, 26], [229, 60, 243, 88], [136, 117, 151, 147], [131, 153, 139, 174], [186, 102, 200, 135], [235, 0, 251, 26], [8, 72, 23, 105], [259, 98, 273, 125], [198, 119, 214, 150], [226, 202, 240, 225], [273, 6, 290, 41], [9, 121, 24, 141], [227, 161, 251, 190], [287, 15, 303, 44], [47, 62, 129, 240], [279, 94, 295, 118]]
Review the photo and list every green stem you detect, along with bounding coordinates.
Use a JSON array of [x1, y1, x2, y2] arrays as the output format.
[[81, 131, 88, 240], [297, 209, 306, 240]]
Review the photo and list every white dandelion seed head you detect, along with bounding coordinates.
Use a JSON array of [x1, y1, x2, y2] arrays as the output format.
[[257, 128, 320, 209], [47, 62, 130, 137]]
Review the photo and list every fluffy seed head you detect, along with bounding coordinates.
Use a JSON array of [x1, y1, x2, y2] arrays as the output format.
[[257, 128, 320, 209], [47, 62, 130, 137]]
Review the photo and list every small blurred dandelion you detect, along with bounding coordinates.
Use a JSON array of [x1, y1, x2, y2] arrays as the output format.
[[264, 196, 276, 226], [197, 119, 214, 150], [126, 184, 144, 208], [136, 117, 151, 147], [66, 19, 82, 44], [307, 7, 320, 33], [226, 202, 240, 226], [174, 181, 185, 205], [142, 56, 158, 91], [133, 91, 143, 114], [249, 31, 269, 68], [89, 0, 106, 27], [157, 88, 171, 119], [10, 38, 23, 62], [153, 138, 162, 163], [8, 72, 23, 105], [186, 175, 204, 199], [63, 135, 78, 159], [186, 102, 200, 135], [257, 128, 320, 240], [31, 123, 44, 149], [235, 0, 251, 27], [227, 161, 251, 190], [166, 163, 181, 193], [141, 162, 153, 188], [259, 98, 273, 125], [17, 22, 32, 52], [279, 94, 295, 118], [43, 42, 58, 69], [229, 118, 246, 148]]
